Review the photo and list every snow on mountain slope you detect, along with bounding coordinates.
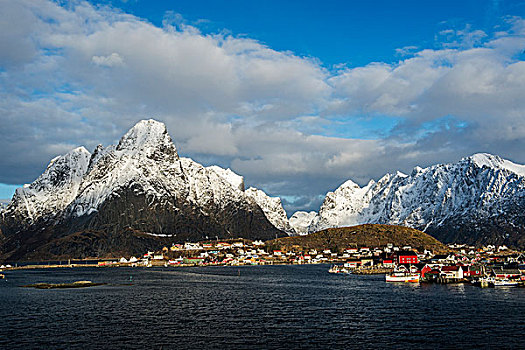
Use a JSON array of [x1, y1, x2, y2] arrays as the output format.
[[245, 187, 295, 234], [179, 157, 247, 210], [2, 147, 90, 228], [68, 120, 287, 229], [1, 119, 289, 245], [289, 211, 317, 235], [470, 153, 525, 177], [207, 166, 245, 192], [205, 166, 294, 234], [293, 153, 525, 245], [69, 119, 180, 217]]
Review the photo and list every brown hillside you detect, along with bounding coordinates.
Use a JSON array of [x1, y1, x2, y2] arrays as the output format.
[[266, 224, 449, 254]]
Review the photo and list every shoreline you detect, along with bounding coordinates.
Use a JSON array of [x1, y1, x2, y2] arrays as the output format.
[[0, 260, 337, 272]]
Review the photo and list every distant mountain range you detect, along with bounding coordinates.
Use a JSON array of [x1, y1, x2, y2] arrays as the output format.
[[1, 119, 525, 261], [290, 153, 525, 248], [0, 120, 290, 261]]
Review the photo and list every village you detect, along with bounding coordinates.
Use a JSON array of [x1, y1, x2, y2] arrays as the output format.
[[2, 238, 524, 288], [88, 239, 525, 288]]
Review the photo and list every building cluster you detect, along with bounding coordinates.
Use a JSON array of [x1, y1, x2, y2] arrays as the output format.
[[340, 243, 525, 286], [414, 244, 525, 285], [98, 239, 525, 286], [385, 250, 525, 283], [105, 239, 355, 267], [103, 241, 424, 267]]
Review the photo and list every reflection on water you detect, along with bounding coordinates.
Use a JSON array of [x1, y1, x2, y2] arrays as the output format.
[[0, 265, 524, 349], [447, 283, 467, 295]]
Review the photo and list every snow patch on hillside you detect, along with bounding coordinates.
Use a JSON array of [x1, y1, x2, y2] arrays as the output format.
[[207, 166, 245, 192]]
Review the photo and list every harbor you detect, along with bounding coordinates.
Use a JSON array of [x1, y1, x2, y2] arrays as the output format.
[[328, 243, 525, 288], [2, 239, 524, 291], [1, 264, 524, 349]]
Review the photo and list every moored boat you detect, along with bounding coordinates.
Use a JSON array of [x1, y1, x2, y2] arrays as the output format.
[[328, 265, 350, 274], [493, 278, 519, 287], [478, 276, 494, 288], [385, 272, 420, 283]]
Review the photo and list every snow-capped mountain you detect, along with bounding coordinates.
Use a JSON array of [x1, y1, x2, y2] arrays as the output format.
[[291, 153, 525, 247], [245, 187, 294, 234], [3, 118, 525, 259], [4, 147, 91, 229], [0, 120, 287, 260]]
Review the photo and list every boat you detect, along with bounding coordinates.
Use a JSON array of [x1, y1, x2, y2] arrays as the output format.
[[493, 278, 519, 287], [328, 265, 350, 274], [478, 277, 494, 287], [385, 272, 420, 283]]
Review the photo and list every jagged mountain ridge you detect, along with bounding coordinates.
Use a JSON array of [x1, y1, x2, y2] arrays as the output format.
[[0, 120, 290, 260], [290, 153, 525, 248], [3, 119, 525, 259]]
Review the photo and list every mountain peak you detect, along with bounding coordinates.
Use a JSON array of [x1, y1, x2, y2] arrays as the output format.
[[42, 146, 91, 185], [339, 179, 360, 189], [292, 151, 525, 247], [116, 119, 178, 159], [465, 153, 525, 176], [466, 153, 502, 168], [72, 146, 90, 154]]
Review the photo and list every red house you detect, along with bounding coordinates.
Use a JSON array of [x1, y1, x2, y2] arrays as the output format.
[[396, 251, 419, 264], [420, 264, 433, 279], [441, 265, 464, 279], [460, 265, 482, 277]]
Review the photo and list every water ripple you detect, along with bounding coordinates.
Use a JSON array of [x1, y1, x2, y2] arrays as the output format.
[[0, 265, 524, 349]]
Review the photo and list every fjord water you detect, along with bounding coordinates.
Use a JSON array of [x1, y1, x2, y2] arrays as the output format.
[[1, 265, 524, 349]]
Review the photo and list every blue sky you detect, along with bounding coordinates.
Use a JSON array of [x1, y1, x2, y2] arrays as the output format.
[[92, 0, 524, 66], [1, 0, 525, 213], [0, 184, 18, 199]]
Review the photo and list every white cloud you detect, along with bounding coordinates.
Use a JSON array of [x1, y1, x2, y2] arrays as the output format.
[[395, 45, 419, 56], [92, 52, 124, 67], [437, 24, 488, 48], [331, 30, 525, 137], [1, 0, 525, 212]]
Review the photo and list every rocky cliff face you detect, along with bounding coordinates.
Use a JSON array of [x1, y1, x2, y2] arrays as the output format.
[[245, 187, 294, 235], [0, 120, 286, 260], [4, 119, 525, 259], [2, 147, 91, 231], [290, 154, 525, 248]]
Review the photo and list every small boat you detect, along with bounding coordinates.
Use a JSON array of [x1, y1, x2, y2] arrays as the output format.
[[493, 279, 519, 287], [0, 274, 5, 279], [328, 265, 350, 274], [385, 272, 420, 283], [478, 277, 494, 288]]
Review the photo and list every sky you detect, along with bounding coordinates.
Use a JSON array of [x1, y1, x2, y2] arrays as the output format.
[[1, 0, 525, 213]]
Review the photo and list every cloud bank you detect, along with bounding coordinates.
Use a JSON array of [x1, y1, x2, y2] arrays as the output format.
[[1, 1, 525, 213]]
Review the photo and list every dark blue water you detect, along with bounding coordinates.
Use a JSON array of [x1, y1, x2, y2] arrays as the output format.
[[1, 265, 524, 349]]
